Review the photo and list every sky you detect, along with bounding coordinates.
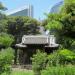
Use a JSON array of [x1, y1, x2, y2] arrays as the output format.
[[0, 0, 62, 20]]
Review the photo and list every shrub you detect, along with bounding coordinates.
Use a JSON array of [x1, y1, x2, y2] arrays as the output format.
[[41, 65, 75, 75], [47, 49, 75, 66], [31, 50, 47, 75], [0, 47, 14, 75], [31, 49, 75, 75], [58, 49, 75, 64], [47, 51, 59, 66], [0, 33, 14, 47]]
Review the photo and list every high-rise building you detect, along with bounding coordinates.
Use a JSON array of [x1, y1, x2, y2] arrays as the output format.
[[5, 5, 33, 17], [50, 1, 63, 13]]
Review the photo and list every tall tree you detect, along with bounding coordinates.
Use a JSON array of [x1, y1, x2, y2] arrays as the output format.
[[0, 2, 7, 34], [45, 0, 75, 49], [7, 16, 40, 43], [0, 2, 5, 10]]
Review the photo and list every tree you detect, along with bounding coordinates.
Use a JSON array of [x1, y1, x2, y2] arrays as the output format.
[[0, 2, 7, 34], [0, 2, 7, 19], [7, 16, 40, 43], [44, 0, 75, 49], [60, 0, 75, 48], [0, 19, 7, 33], [0, 2, 5, 10]]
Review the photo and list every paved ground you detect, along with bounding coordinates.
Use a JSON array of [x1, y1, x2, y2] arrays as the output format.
[[12, 65, 32, 70]]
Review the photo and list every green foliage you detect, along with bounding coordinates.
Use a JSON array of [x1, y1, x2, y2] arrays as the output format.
[[59, 37, 75, 49], [0, 20, 7, 32], [47, 49, 75, 66], [41, 65, 75, 75], [0, 13, 7, 20], [45, 20, 62, 30], [61, 0, 75, 15], [58, 49, 75, 64], [0, 2, 5, 10], [0, 47, 14, 75], [47, 51, 59, 66], [0, 33, 14, 47], [11, 70, 33, 75], [31, 50, 75, 75], [6, 16, 40, 43], [7, 16, 40, 35], [31, 50, 47, 75], [0, 2, 7, 20], [45, 14, 62, 30], [64, 0, 75, 4], [44, 0, 75, 49], [31, 49, 75, 75]]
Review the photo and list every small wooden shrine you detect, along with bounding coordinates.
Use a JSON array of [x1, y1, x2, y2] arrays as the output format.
[[15, 35, 59, 64]]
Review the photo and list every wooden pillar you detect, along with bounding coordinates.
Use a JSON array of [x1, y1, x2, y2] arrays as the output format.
[[14, 48, 18, 65]]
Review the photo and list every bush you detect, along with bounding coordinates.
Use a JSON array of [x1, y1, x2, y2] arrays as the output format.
[[0, 47, 14, 75], [31, 50, 47, 75], [58, 49, 75, 64], [47, 51, 59, 66], [0, 33, 14, 47], [47, 49, 75, 66], [41, 65, 75, 75], [31, 49, 75, 75]]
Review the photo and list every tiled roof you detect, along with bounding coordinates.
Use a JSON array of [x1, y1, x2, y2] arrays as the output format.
[[15, 43, 27, 48], [22, 35, 49, 44], [16, 35, 59, 48]]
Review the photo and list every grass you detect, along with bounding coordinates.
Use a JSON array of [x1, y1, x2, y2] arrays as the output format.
[[1, 69, 34, 75], [41, 65, 75, 75], [11, 69, 34, 75]]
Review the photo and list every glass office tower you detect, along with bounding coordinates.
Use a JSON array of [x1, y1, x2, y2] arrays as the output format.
[[5, 5, 33, 17], [50, 1, 63, 13]]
